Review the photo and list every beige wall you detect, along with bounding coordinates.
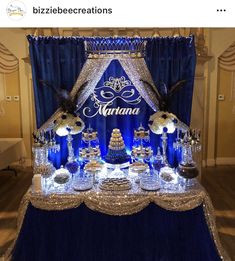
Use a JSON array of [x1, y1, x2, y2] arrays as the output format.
[[216, 68, 235, 159], [0, 71, 22, 137], [0, 29, 33, 164], [205, 28, 235, 166]]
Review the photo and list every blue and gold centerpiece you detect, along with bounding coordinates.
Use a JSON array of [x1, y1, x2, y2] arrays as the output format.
[[149, 111, 179, 166], [105, 128, 130, 165], [53, 113, 85, 175]]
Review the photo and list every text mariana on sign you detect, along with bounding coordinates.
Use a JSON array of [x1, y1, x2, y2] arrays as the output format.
[[83, 102, 140, 118], [82, 76, 141, 118]]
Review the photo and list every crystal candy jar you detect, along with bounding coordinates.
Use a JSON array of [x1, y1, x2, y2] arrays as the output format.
[[53, 166, 71, 193], [73, 171, 93, 191], [178, 176, 198, 190], [159, 167, 179, 191], [175, 130, 200, 181], [177, 144, 199, 179], [140, 170, 160, 191], [65, 160, 80, 175], [152, 147, 165, 172], [84, 160, 104, 184]]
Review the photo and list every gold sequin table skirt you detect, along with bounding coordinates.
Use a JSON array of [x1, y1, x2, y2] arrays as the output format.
[[6, 182, 231, 260]]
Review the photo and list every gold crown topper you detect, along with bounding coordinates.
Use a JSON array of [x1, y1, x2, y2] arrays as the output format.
[[85, 37, 147, 58]]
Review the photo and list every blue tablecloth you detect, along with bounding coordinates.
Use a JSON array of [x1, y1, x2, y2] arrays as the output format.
[[12, 203, 221, 261]]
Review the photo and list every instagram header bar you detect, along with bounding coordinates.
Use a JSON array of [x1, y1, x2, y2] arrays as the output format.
[[1, 0, 234, 27]]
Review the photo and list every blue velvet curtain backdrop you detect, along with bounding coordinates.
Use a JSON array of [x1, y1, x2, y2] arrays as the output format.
[[27, 36, 86, 127], [28, 36, 86, 168], [145, 37, 196, 125], [27, 36, 196, 168]]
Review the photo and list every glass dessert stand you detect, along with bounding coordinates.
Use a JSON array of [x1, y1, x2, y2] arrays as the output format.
[[105, 161, 130, 178]]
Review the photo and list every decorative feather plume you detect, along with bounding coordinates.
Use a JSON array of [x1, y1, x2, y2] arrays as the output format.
[[140, 79, 187, 111], [39, 80, 88, 115], [139, 79, 161, 101], [168, 80, 186, 96]]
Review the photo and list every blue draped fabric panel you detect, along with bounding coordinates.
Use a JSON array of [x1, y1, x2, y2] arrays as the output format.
[[145, 37, 196, 125], [27, 36, 86, 128], [12, 204, 220, 261]]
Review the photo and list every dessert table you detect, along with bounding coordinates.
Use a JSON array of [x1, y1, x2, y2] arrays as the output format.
[[20, 35, 229, 261], [7, 181, 230, 261]]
